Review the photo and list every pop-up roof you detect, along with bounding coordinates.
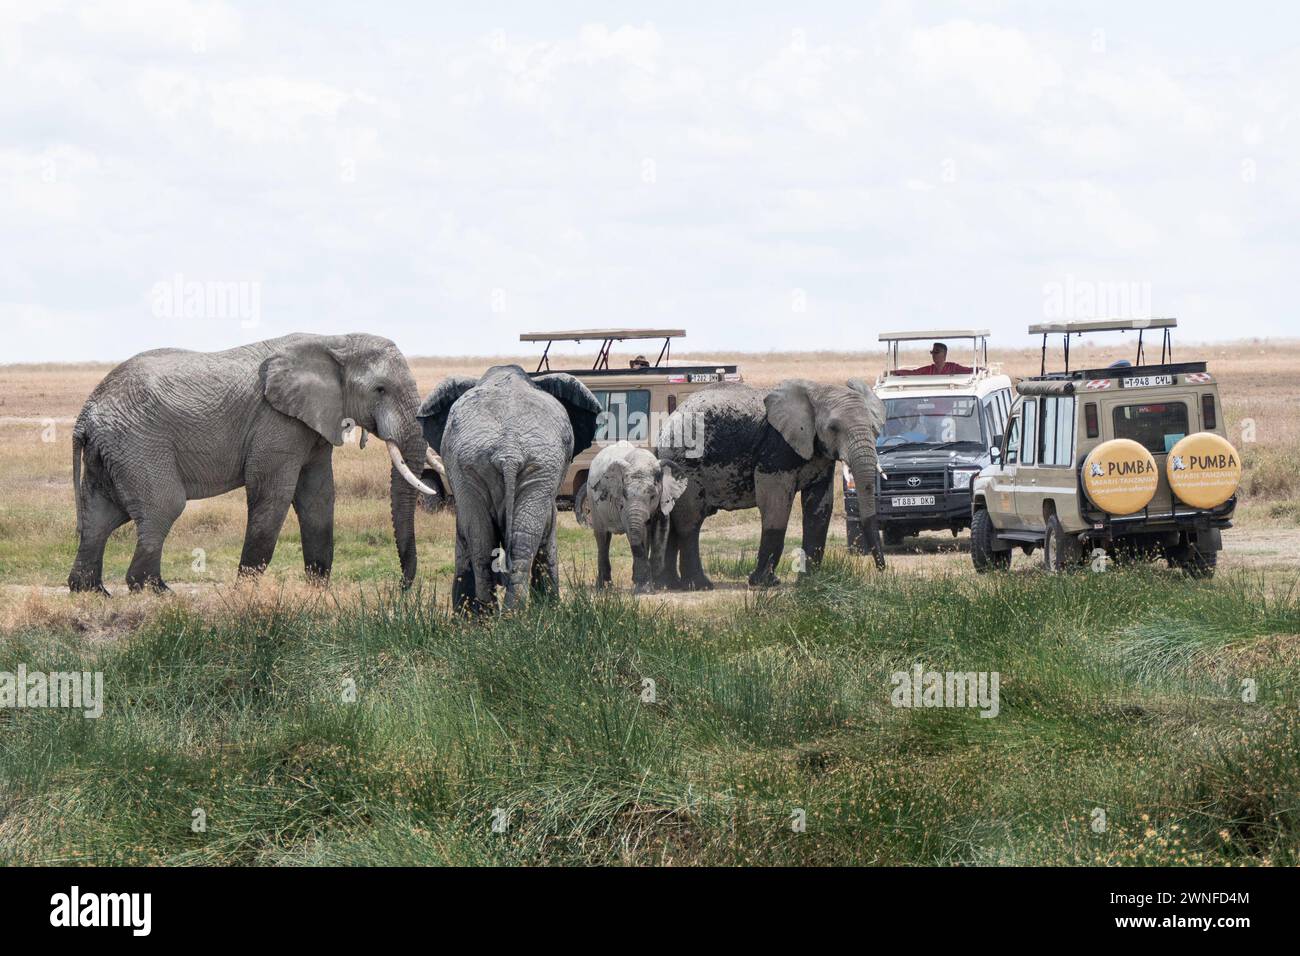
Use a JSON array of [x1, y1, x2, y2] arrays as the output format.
[[1028, 318, 1178, 375], [878, 329, 990, 372], [520, 329, 686, 372]]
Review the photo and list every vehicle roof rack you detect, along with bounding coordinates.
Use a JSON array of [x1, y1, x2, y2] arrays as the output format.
[[1028, 317, 1177, 376], [520, 329, 686, 373], [878, 329, 990, 372]]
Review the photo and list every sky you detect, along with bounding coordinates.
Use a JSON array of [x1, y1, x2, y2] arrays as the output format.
[[2, 0, 1298, 364]]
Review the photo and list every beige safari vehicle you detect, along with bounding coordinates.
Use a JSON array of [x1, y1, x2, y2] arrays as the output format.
[[971, 318, 1241, 576], [526, 329, 741, 507]]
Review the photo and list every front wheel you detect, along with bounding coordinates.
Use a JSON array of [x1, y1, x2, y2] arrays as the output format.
[[883, 527, 906, 547], [971, 509, 1011, 572], [1043, 514, 1083, 572]]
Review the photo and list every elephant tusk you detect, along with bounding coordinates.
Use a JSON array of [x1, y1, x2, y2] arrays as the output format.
[[425, 448, 448, 480], [387, 440, 439, 496], [877, 461, 888, 480]]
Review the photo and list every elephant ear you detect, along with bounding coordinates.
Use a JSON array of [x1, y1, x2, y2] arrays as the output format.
[[764, 380, 817, 460], [262, 341, 347, 446], [846, 378, 887, 435], [658, 461, 688, 516], [533, 373, 602, 456], [417, 376, 477, 453]]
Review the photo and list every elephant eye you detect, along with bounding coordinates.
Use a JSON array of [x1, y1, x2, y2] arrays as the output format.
[[375, 385, 385, 394]]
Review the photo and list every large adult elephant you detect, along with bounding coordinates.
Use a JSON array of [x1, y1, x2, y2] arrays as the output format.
[[418, 364, 600, 612], [656, 378, 887, 590], [67, 333, 435, 594]]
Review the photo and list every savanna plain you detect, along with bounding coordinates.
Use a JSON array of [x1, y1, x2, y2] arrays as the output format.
[[1, 340, 1298, 865]]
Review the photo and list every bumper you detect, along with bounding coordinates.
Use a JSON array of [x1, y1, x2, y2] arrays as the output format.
[[846, 488, 973, 530]]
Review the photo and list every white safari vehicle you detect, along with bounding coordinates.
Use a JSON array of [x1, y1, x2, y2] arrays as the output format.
[[971, 318, 1241, 576], [844, 330, 1014, 550]]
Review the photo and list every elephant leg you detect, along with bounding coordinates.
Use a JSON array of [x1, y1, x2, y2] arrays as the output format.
[[629, 537, 652, 594], [239, 476, 297, 577], [530, 520, 559, 602], [750, 474, 796, 587], [68, 480, 129, 595], [125, 486, 186, 593], [504, 485, 553, 610], [596, 531, 613, 588], [678, 517, 712, 591], [799, 467, 835, 573], [293, 447, 335, 584], [451, 519, 484, 615], [655, 523, 682, 590]]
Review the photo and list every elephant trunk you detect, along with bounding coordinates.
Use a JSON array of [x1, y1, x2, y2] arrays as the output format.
[[845, 435, 886, 570], [388, 428, 425, 587], [625, 502, 651, 551]]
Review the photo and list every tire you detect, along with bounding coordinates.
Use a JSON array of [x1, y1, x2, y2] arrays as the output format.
[[883, 527, 906, 547], [971, 509, 1011, 572], [1167, 542, 1217, 579], [1043, 514, 1082, 573]]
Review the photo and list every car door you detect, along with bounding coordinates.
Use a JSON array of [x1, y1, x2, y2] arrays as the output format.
[[990, 399, 1025, 529], [1014, 396, 1046, 530]]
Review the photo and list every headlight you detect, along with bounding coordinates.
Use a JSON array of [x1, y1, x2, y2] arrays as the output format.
[[950, 469, 980, 490]]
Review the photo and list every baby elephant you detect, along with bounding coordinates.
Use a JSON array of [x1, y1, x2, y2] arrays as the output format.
[[577, 442, 688, 593]]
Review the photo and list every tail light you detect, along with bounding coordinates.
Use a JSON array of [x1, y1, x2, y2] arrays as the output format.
[[1085, 402, 1099, 439], [1201, 393, 1217, 430]]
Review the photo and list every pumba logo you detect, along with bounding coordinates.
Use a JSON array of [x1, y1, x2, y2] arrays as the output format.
[[49, 886, 151, 936], [1189, 453, 1238, 470], [1171, 454, 1186, 471], [1105, 458, 1155, 476], [1090, 461, 1104, 477]]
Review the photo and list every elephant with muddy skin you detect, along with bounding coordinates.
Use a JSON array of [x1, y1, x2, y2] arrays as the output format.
[[575, 441, 689, 593], [67, 333, 435, 594], [418, 364, 601, 612], [655, 378, 887, 590]]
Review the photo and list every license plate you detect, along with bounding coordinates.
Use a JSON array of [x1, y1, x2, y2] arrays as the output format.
[[1121, 374, 1174, 388], [688, 373, 719, 383], [891, 495, 935, 508]]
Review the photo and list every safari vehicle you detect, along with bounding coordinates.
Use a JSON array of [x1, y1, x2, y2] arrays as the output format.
[[845, 330, 1014, 550], [971, 318, 1240, 576], [420, 329, 741, 509]]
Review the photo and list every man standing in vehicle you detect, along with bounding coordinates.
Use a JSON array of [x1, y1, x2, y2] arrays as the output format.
[[900, 342, 973, 376]]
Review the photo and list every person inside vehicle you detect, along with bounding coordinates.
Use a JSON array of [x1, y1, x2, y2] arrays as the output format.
[[899, 342, 973, 376], [629, 355, 650, 369]]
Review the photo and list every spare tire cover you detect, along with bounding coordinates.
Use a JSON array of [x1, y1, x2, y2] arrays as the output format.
[[1082, 438, 1159, 515], [1166, 432, 1241, 509]]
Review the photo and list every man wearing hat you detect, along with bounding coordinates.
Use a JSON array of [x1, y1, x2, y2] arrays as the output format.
[[902, 342, 972, 376]]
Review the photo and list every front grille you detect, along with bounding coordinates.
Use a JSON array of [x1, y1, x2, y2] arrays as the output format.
[[879, 471, 946, 494]]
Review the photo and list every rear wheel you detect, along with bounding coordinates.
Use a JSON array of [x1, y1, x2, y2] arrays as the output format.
[[971, 509, 1011, 572], [883, 527, 906, 547], [1043, 514, 1082, 572], [1166, 541, 1217, 579]]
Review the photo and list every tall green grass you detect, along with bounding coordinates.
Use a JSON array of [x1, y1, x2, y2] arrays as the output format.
[[2, 562, 1298, 865]]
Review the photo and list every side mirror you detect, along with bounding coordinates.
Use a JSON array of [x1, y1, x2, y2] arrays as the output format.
[[990, 444, 1002, 462]]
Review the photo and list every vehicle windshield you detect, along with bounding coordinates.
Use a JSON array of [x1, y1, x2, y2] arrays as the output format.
[[878, 395, 984, 448]]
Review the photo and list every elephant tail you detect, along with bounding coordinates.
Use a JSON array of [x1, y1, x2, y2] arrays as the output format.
[[498, 456, 522, 573], [71, 429, 85, 540]]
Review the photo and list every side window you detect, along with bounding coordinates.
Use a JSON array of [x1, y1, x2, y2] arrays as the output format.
[[1021, 398, 1039, 466], [1004, 408, 1022, 464], [1038, 396, 1076, 466], [593, 389, 652, 443], [1055, 396, 1075, 466]]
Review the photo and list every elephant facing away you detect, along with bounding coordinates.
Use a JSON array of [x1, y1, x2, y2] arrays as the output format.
[[68, 333, 435, 594], [418, 364, 600, 612], [656, 378, 887, 590], [575, 441, 688, 593]]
